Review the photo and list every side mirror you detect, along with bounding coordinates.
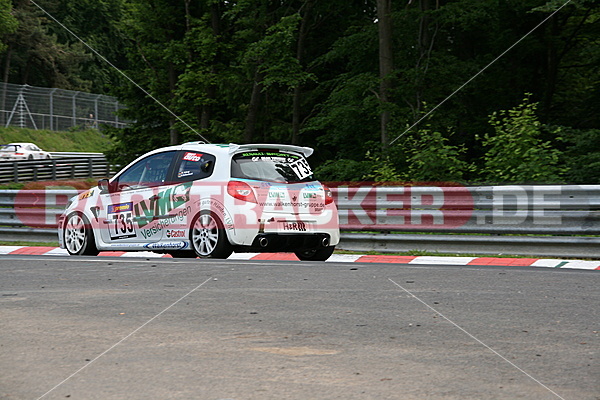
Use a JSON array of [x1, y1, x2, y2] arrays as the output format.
[[98, 178, 111, 194]]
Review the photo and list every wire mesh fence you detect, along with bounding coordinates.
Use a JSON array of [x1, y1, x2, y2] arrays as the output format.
[[0, 82, 129, 131]]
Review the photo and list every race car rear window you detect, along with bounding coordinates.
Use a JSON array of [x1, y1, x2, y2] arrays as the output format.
[[231, 151, 314, 183]]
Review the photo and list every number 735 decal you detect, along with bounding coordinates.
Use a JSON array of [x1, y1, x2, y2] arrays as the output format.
[[107, 202, 136, 240]]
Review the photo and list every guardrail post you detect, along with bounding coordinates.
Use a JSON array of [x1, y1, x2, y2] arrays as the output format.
[[33, 164, 38, 181], [13, 162, 18, 183], [88, 158, 93, 178], [51, 159, 56, 180]]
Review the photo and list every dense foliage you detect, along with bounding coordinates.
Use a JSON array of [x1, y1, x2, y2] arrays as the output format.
[[1, 0, 599, 183]]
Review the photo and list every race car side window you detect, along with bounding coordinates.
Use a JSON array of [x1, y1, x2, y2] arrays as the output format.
[[114, 151, 176, 191], [172, 151, 216, 183]]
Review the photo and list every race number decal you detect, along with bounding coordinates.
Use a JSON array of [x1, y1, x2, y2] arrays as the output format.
[[107, 202, 136, 240], [289, 158, 312, 180]]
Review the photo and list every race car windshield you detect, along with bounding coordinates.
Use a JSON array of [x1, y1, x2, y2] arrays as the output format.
[[231, 151, 314, 183]]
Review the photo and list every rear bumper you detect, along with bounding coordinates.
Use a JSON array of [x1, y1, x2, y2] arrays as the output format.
[[227, 210, 340, 248], [244, 232, 335, 253]]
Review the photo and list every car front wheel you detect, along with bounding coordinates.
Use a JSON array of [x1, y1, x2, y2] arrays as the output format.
[[190, 212, 233, 259], [64, 213, 99, 256], [295, 246, 335, 261]]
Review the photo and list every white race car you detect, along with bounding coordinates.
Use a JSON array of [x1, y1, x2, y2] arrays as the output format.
[[58, 142, 340, 260], [0, 142, 52, 160]]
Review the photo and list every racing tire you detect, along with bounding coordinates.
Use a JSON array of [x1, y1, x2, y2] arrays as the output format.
[[190, 211, 233, 259], [64, 213, 99, 256], [295, 246, 335, 261]]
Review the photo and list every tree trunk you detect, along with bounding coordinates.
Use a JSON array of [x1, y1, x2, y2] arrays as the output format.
[[377, 0, 393, 148], [1, 44, 12, 125], [200, 2, 221, 131], [168, 62, 178, 145], [292, 0, 314, 145], [414, 0, 436, 118], [543, 15, 559, 123], [244, 69, 263, 143]]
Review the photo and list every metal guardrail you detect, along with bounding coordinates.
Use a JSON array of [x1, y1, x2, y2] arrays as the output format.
[[331, 184, 600, 258], [49, 152, 105, 158], [0, 156, 110, 184], [0, 185, 598, 258], [333, 185, 600, 234]]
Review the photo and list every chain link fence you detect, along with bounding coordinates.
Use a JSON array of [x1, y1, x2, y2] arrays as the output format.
[[0, 82, 128, 131]]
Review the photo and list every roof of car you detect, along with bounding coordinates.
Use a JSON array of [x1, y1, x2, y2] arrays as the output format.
[[6, 142, 35, 147]]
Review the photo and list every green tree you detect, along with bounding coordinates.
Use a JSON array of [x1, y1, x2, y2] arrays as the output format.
[[106, 0, 192, 163], [21, 0, 593, 180], [480, 95, 563, 183], [403, 128, 474, 182], [44, 0, 128, 93], [0, 0, 18, 54], [557, 126, 600, 183], [2, 0, 92, 89]]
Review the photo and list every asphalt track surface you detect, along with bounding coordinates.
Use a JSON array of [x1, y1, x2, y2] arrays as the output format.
[[1, 255, 598, 400]]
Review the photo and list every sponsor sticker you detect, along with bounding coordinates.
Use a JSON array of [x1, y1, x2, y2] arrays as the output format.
[[183, 152, 203, 162], [78, 190, 93, 200], [281, 221, 307, 232], [166, 229, 186, 238], [108, 202, 133, 214], [143, 242, 188, 250]]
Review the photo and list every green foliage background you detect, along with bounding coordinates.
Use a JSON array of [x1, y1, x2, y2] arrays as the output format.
[[1, 0, 599, 184]]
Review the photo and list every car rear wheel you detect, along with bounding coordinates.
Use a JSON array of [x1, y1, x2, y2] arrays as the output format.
[[190, 212, 233, 259], [64, 213, 99, 256], [295, 246, 335, 261]]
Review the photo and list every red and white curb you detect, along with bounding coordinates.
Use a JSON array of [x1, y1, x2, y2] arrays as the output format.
[[1, 246, 598, 270]]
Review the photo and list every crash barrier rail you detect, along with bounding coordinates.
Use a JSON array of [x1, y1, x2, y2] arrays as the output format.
[[49, 152, 106, 159], [0, 155, 110, 184], [0, 184, 598, 258], [332, 184, 600, 258]]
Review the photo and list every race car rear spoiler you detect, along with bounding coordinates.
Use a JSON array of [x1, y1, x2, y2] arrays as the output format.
[[228, 143, 314, 158]]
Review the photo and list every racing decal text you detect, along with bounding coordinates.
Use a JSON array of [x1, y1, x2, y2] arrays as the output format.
[[133, 182, 192, 228]]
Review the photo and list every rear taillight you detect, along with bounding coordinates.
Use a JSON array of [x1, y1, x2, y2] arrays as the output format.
[[323, 184, 334, 205], [227, 180, 258, 203]]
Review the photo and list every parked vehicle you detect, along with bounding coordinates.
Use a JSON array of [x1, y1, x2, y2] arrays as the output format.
[[0, 142, 52, 160], [58, 142, 340, 260]]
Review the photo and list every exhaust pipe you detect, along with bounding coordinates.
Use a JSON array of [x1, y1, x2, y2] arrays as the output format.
[[259, 236, 269, 247], [321, 237, 330, 247]]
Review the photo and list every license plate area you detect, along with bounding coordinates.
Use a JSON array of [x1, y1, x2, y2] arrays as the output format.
[[279, 221, 311, 232]]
